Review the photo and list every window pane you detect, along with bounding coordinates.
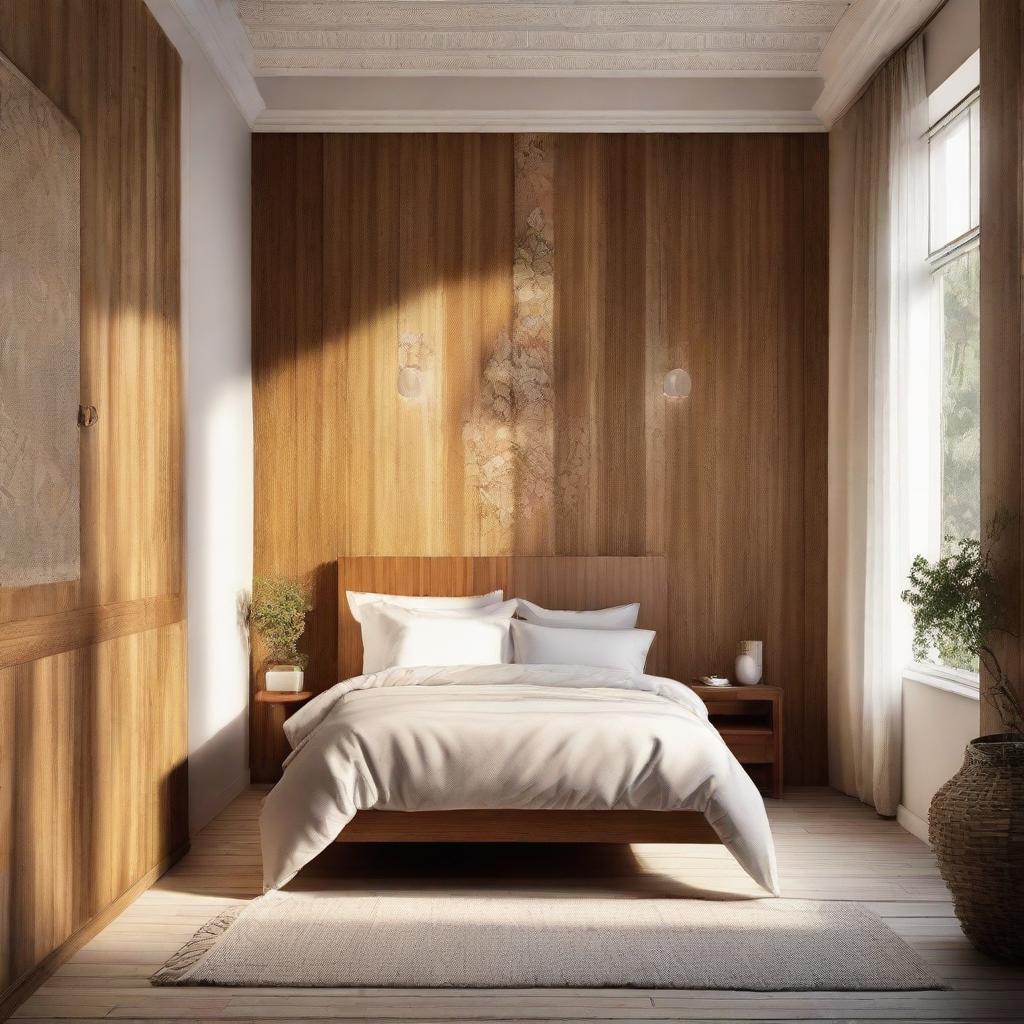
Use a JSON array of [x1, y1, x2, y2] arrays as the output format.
[[934, 246, 980, 671], [929, 108, 973, 252], [970, 102, 980, 229], [939, 247, 980, 545]]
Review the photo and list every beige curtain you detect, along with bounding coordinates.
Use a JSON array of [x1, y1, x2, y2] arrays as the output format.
[[828, 38, 928, 817]]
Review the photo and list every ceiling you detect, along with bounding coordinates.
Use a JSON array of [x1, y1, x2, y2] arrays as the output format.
[[236, 1, 853, 76], [167, 0, 945, 131]]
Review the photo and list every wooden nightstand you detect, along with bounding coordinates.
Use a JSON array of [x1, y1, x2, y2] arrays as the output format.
[[689, 685, 784, 799], [253, 690, 312, 784]]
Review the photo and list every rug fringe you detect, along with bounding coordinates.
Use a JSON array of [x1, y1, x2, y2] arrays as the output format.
[[150, 904, 245, 986]]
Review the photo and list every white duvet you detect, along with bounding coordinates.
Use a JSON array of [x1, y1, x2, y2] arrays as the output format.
[[260, 664, 780, 894]]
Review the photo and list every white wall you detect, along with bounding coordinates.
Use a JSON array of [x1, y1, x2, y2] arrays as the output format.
[[923, 0, 980, 94], [899, 680, 978, 840], [146, 0, 253, 834]]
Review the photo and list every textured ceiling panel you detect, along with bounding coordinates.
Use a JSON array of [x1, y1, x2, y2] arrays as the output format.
[[238, 1, 853, 75]]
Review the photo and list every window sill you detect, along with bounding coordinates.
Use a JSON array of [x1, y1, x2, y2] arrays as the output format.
[[902, 663, 980, 701]]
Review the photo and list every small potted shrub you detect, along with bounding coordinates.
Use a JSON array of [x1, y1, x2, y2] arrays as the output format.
[[249, 576, 311, 693], [901, 515, 1023, 962]]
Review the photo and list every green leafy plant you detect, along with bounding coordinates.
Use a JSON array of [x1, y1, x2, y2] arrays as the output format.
[[901, 513, 1023, 734], [249, 576, 311, 667]]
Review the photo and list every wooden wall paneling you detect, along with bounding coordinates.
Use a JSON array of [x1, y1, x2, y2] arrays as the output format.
[[0, 594, 183, 669], [666, 134, 721, 693], [397, 134, 441, 557], [980, 1, 1024, 733], [600, 135, 648, 555], [439, 135, 475, 552], [0, 0, 182, 619], [252, 135, 300, 583], [0, 0, 94, 625], [0, 622, 187, 1000], [641, 134, 675, 558], [253, 133, 828, 783], [775, 134, 812, 787], [479, 136, 516, 552], [800, 135, 830, 783], [336, 134, 400, 559], [0, 0, 186, 1011], [251, 133, 323, 781], [553, 134, 604, 554], [292, 134, 327, 690], [81, 0, 119, 612]]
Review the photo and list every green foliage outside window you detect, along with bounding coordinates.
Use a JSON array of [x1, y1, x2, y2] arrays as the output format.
[[939, 247, 981, 553]]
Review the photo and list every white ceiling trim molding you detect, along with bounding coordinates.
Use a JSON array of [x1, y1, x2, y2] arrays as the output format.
[[253, 108, 826, 133], [169, 0, 265, 125], [813, 0, 943, 127]]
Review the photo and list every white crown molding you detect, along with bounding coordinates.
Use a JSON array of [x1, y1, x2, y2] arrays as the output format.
[[253, 108, 825, 133], [813, 0, 942, 127], [168, 0, 265, 126]]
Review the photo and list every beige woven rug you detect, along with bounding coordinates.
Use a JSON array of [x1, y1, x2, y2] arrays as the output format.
[[152, 891, 941, 991]]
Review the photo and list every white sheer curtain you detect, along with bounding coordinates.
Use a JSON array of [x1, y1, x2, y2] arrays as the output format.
[[828, 38, 929, 817]]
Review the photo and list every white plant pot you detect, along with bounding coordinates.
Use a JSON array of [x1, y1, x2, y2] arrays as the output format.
[[266, 665, 304, 693], [735, 640, 763, 686]]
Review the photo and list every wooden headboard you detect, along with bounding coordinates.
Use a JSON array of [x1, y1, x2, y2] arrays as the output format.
[[337, 556, 668, 681]]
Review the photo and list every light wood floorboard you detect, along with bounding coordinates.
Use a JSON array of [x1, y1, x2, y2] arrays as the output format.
[[12, 787, 1024, 1022]]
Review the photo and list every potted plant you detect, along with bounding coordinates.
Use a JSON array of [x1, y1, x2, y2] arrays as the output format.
[[901, 515, 1023, 963], [249, 575, 311, 693]]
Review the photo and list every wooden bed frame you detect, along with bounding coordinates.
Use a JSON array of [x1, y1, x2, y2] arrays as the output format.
[[334, 555, 719, 846]]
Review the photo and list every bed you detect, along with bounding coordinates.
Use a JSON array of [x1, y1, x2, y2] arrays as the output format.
[[259, 556, 779, 894]]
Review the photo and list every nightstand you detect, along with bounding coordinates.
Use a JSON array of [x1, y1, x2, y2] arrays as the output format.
[[253, 690, 312, 784], [689, 685, 784, 799]]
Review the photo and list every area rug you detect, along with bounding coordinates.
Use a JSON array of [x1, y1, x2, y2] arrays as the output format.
[[152, 891, 943, 991]]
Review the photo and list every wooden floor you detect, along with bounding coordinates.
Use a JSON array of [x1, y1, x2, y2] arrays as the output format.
[[12, 787, 1024, 1022]]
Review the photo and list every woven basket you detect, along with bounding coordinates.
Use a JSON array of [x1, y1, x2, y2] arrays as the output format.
[[929, 733, 1024, 963]]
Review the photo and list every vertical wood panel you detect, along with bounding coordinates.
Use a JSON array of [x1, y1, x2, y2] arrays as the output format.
[[554, 134, 605, 554], [252, 132, 828, 784], [600, 135, 647, 555], [980, 0, 1024, 734], [0, 0, 185, 1010], [800, 134, 830, 783], [478, 134, 516, 552], [0, 624, 186, 995], [398, 134, 441, 556]]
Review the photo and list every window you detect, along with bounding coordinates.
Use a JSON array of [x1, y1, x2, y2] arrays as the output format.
[[928, 96, 980, 255], [910, 90, 981, 676]]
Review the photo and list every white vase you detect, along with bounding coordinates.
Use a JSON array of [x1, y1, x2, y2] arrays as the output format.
[[266, 664, 304, 693], [735, 641, 763, 686]]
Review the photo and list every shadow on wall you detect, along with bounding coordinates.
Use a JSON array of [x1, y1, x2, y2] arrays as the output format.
[[188, 709, 251, 833]]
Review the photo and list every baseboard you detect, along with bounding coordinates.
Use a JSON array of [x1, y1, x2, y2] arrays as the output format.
[[0, 841, 190, 1022], [897, 804, 930, 845], [190, 768, 250, 835]]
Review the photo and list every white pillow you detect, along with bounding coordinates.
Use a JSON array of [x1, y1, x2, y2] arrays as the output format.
[[361, 603, 514, 672], [516, 598, 640, 630], [346, 589, 504, 624], [510, 619, 655, 674]]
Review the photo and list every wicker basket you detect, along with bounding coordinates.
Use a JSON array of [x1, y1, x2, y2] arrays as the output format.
[[929, 733, 1024, 963]]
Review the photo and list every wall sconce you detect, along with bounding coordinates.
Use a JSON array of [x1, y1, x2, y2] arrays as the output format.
[[663, 368, 692, 399], [397, 367, 422, 400]]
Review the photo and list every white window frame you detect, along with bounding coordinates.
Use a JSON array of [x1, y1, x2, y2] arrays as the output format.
[[905, 87, 981, 695]]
